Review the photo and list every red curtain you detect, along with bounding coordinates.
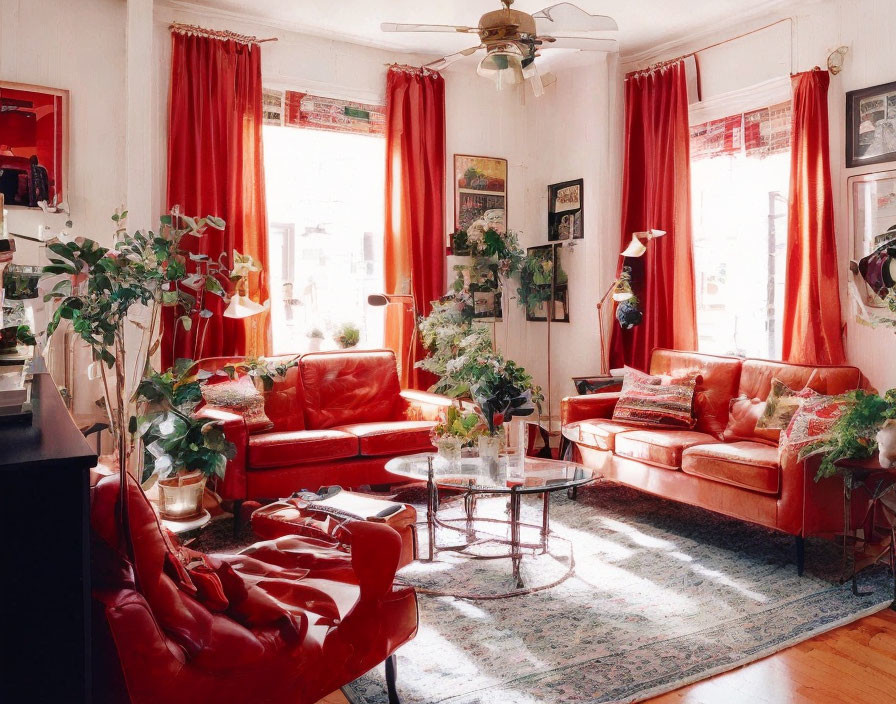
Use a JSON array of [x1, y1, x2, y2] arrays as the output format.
[[163, 32, 270, 368], [384, 67, 446, 389], [781, 69, 845, 365], [609, 60, 697, 371]]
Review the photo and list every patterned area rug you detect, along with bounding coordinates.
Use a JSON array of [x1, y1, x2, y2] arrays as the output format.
[[197, 484, 893, 704]]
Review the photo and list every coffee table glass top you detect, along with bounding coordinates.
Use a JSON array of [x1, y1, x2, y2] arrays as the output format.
[[385, 452, 594, 495]]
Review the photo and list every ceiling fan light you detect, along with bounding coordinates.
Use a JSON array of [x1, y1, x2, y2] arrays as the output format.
[[477, 49, 523, 90]]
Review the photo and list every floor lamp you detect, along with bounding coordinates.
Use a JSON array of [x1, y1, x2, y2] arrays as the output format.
[[368, 293, 416, 386], [596, 229, 665, 375]]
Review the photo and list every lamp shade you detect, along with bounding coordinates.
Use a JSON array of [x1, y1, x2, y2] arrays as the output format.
[[223, 294, 269, 319], [620, 234, 647, 258], [477, 48, 524, 90]]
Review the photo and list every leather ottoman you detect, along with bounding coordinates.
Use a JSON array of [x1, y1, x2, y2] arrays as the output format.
[[251, 488, 418, 568]]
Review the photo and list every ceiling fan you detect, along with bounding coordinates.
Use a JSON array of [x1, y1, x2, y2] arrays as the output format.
[[382, 1, 618, 96]]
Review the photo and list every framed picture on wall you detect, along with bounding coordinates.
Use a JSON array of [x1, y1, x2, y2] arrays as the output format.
[[848, 170, 896, 308], [548, 179, 583, 241], [454, 154, 507, 233], [846, 81, 896, 168], [522, 244, 570, 323], [0, 81, 69, 209]]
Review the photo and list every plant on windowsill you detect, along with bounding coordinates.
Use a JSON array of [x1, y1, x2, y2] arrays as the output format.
[[802, 389, 896, 478], [334, 322, 360, 349]]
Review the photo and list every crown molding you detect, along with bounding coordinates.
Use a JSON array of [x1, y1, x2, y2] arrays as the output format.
[[620, 0, 818, 69], [155, 0, 442, 59]]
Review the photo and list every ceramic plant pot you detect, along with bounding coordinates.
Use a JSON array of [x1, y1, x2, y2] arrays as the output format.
[[157, 470, 207, 520], [877, 419, 896, 468]]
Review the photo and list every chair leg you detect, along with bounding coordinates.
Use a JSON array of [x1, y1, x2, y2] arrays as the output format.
[[385, 654, 401, 704], [795, 535, 805, 576], [232, 500, 244, 538]]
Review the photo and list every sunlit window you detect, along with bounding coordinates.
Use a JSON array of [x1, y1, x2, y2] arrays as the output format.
[[690, 102, 791, 359], [263, 126, 385, 355]]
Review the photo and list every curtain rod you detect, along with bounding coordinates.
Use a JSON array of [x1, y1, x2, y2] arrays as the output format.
[[630, 18, 793, 78], [170, 22, 278, 45]]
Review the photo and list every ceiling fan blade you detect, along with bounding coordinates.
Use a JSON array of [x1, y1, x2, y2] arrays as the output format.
[[540, 36, 619, 51], [533, 3, 618, 32], [381, 22, 476, 33], [425, 45, 484, 70]]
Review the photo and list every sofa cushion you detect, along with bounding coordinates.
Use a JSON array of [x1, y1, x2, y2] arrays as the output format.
[[682, 441, 781, 495], [612, 368, 698, 428], [562, 419, 640, 451], [333, 421, 436, 457], [723, 395, 779, 446], [201, 375, 274, 434], [300, 350, 403, 429], [614, 430, 720, 469], [649, 349, 742, 440], [248, 429, 359, 469]]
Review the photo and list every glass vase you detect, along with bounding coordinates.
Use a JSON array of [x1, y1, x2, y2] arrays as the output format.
[[434, 436, 463, 462], [157, 470, 207, 520]]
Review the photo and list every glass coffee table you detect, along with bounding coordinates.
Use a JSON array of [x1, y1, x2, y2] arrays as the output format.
[[386, 452, 595, 598]]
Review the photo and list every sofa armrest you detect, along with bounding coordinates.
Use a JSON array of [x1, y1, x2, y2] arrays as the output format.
[[561, 392, 621, 426], [777, 448, 846, 536], [400, 389, 453, 421], [195, 406, 249, 501]]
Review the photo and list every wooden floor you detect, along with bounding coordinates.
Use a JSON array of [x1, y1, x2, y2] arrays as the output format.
[[316, 608, 896, 704]]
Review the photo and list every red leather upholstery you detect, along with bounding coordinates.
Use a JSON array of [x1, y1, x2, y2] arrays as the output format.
[[561, 419, 639, 451], [335, 421, 435, 457], [300, 350, 403, 429], [650, 349, 741, 439], [91, 474, 417, 704], [202, 350, 449, 501], [248, 430, 359, 468], [614, 429, 719, 469], [252, 494, 418, 569], [563, 348, 858, 539], [682, 441, 780, 494]]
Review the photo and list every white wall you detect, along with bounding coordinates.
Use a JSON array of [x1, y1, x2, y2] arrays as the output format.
[[0, 0, 127, 256], [621, 0, 896, 391], [444, 54, 621, 419]]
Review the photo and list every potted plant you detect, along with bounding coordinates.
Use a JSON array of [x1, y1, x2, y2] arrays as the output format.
[[431, 405, 479, 461], [804, 389, 896, 478], [334, 322, 360, 349], [0, 323, 36, 354], [132, 361, 236, 519], [307, 327, 324, 352]]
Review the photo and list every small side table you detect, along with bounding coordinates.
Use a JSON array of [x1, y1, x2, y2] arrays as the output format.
[[160, 509, 212, 544], [834, 455, 896, 601]]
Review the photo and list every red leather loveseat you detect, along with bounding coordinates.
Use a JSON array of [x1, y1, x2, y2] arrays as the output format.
[[561, 349, 863, 572], [198, 350, 451, 505], [91, 472, 418, 704]]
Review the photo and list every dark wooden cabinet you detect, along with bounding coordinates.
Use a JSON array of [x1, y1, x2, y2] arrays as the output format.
[[0, 365, 97, 703]]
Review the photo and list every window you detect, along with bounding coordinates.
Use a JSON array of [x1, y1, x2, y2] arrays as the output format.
[[689, 102, 791, 359], [263, 126, 385, 355]]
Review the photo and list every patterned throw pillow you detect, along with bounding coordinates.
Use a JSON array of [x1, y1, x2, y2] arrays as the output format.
[[755, 379, 819, 430], [723, 395, 780, 446], [780, 393, 856, 457], [201, 374, 274, 434], [612, 368, 698, 429]]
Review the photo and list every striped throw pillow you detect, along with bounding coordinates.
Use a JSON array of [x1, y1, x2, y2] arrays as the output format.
[[612, 368, 698, 428]]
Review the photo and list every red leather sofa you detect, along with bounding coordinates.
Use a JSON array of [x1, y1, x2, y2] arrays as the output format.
[[196, 350, 452, 505], [561, 349, 862, 572], [91, 472, 418, 704]]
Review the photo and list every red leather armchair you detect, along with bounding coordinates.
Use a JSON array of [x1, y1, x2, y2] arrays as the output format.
[[562, 350, 863, 573], [193, 350, 452, 506], [91, 473, 417, 704]]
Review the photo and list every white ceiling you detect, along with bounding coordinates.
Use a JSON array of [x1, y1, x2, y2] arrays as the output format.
[[166, 0, 803, 59]]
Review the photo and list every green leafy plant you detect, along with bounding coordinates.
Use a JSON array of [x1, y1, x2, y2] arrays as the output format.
[[130, 360, 235, 483], [803, 389, 896, 480], [218, 355, 300, 391], [334, 322, 360, 349], [471, 357, 542, 434], [431, 405, 481, 445], [41, 208, 228, 470]]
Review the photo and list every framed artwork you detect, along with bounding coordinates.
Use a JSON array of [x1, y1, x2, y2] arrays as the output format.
[[548, 179, 583, 241], [848, 170, 896, 307], [523, 244, 570, 323], [454, 154, 507, 233], [0, 81, 69, 208], [846, 81, 896, 168]]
